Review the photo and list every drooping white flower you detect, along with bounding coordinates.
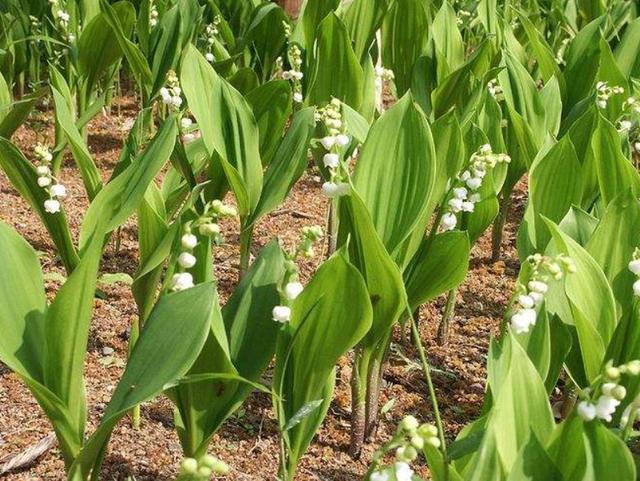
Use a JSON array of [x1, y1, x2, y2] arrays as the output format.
[[440, 212, 457, 231], [577, 401, 597, 421], [595, 395, 620, 422], [529, 291, 544, 305], [517, 295, 534, 309], [453, 187, 468, 199], [460, 170, 471, 181], [205, 52, 214, 63], [272, 305, 291, 323], [36, 165, 50, 176], [178, 252, 197, 269], [323, 153, 339, 168], [634, 280, 640, 297], [528, 280, 548, 294], [322, 182, 339, 197], [181, 118, 193, 130], [171, 272, 194, 291], [181, 233, 198, 249], [448, 198, 463, 212], [320, 136, 336, 150], [44, 199, 61, 214], [618, 120, 632, 132], [293, 92, 303, 103], [629, 260, 640, 275], [335, 134, 350, 147], [461, 201, 475, 213], [285, 281, 304, 300], [370, 471, 391, 481], [50, 184, 66, 197], [37, 176, 51, 187], [466, 177, 482, 190], [172, 96, 183, 108], [394, 462, 414, 481]]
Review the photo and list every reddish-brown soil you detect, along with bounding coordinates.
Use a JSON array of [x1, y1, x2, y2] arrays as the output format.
[[0, 97, 524, 480]]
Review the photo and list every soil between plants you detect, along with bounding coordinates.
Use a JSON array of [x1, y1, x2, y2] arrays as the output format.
[[0, 97, 525, 480]]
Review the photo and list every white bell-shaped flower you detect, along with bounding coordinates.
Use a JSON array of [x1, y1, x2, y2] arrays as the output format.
[[38, 176, 51, 187], [50, 184, 67, 197], [629, 259, 640, 275], [285, 281, 304, 300], [44, 199, 61, 214], [440, 212, 457, 231], [178, 252, 197, 269], [272, 305, 291, 323], [181, 233, 198, 249], [577, 401, 597, 421], [171, 272, 194, 291], [323, 153, 340, 168]]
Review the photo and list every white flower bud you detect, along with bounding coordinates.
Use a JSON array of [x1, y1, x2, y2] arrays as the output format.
[[50, 184, 66, 197], [205, 52, 214, 62], [44, 199, 61, 213], [36, 165, 50, 176], [293, 92, 303, 103], [285, 281, 304, 300], [199, 223, 221, 236], [320, 136, 336, 150], [461, 201, 475, 212], [466, 177, 482, 190], [171, 272, 194, 291], [631, 279, 640, 297], [37, 176, 51, 187], [181, 233, 198, 249], [323, 153, 340, 168], [529, 291, 544, 305], [272, 305, 291, 323], [577, 401, 597, 421], [629, 259, 640, 275], [180, 118, 193, 129], [440, 212, 457, 231], [528, 280, 548, 294], [517, 295, 535, 309], [394, 462, 414, 481], [178, 252, 197, 269], [322, 181, 339, 198], [400, 415, 419, 432]]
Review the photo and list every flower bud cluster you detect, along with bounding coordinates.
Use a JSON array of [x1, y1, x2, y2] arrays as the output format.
[[159, 70, 183, 110], [628, 250, 640, 297], [203, 16, 221, 62], [170, 201, 237, 292], [555, 38, 571, 66], [456, 9, 472, 26], [149, 2, 159, 27], [180, 116, 201, 144], [487, 79, 503, 101], [177, 454, 229, 481], [374, 66, 394, 112], [595, 81, 624, 109], [271, 226, 323, 324], [282, 44, 304, 103], [509, 253, 576, 334], [368, 416, 441, 481], [577, 361, 640, 423], [440, 144, 510, 231], [49, 0, 74, 43], [316, 99, 351, 198], [34, 145, 67, 214]]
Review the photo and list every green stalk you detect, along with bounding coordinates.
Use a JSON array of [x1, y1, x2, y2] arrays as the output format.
[[350, 348, 368, 458], [437, 288, 457, 346], [411, 314, 448, 480], [239, 224, 254, 279], [491, 193, 511, 262], [326, 198, 339, 257]]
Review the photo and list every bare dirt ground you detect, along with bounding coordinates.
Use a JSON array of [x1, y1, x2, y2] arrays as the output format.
[[0, 97, 524, 480]]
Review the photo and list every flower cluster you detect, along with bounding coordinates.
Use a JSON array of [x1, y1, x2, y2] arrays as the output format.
[[271, 226, 323, 323], [149, 2, 159, 27], [595, 81, 624, 109], [159, 70, 183, 110], [180, 116, 200, 144], [316, 99, 351, 198], [49, 0, 75, 43], [440, 144, 510, 231], [176, 454, 229, 481], [368, 415, 441, 481], [555, 37, 571, 65], [509, 253, 576, 334], [374, 66, 394, 112], [628, 250, 640, 296], [170, 200, 237, 292], [456, 9, 472, 26], [203, 16, 221, 63], [577, 360, 640, 423], [282, 44, 304, 103], [487, 78, 504, 101], [34, 145, 67, 214]]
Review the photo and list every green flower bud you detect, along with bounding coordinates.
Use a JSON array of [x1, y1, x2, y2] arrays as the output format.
[[410, 436, 424, 450], [418, 424, 438, 438], [400, 415, 419, 433], [180, 458, 198, 474]]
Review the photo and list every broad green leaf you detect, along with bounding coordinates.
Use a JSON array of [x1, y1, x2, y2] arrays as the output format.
[[340, 0, 391, 62]]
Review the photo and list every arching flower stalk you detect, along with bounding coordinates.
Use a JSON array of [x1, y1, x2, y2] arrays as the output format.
[[159, 70, 183, 111], [508, 253, 576, 334], [439, 143, 511, 232], [271, 226, 323, 324], [316, 98, 352, 198], [282, 42, 304, 104], [576, 360, 640, 425], [203, 16, 221, 63], [595, 81, 624, 109], [149, 1, 159, 27], [35, 144, 67, 214], [170, 200, 237, 292], [364, 415, 442, 481]]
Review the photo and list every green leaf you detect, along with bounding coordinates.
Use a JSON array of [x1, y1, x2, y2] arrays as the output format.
[[181, 45, 263, 216], [352, 94, 437, 262], [340, 0, 391, 62], [284, 399, 324, 431], [506, 432, 563, 481], [306, 13, 364, 110]]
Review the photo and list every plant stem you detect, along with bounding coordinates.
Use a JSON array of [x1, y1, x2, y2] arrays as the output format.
[[411, 315, 448, 481], [491, 193, 511, 263], [129, 315, 141, 428], [437, 289, 457, 346], [326, 198, 339, 257], [350, 349, 367, 459], [239, 225, 253, 279]]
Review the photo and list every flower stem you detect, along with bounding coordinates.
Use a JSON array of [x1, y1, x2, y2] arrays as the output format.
[[437, 288, 457, 346]]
